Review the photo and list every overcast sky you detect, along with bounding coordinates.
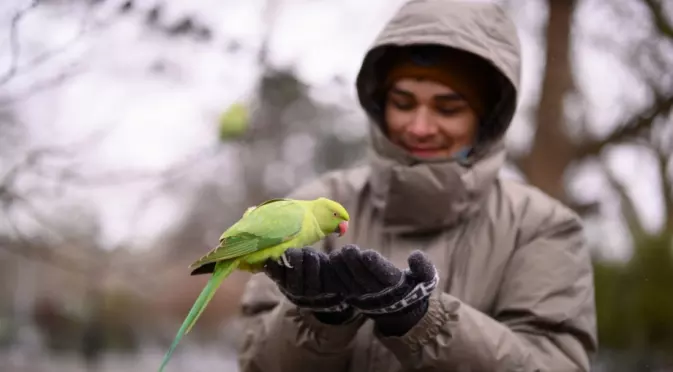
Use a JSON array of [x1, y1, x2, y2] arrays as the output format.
[[0, 0, 663, 260]]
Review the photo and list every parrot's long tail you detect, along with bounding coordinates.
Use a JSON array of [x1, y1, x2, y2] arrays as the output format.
[[158, 259, 240, 372]]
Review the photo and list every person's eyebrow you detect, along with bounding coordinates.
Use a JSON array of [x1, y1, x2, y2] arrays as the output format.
[[434, 92, 465, 102], [389, 87, 414, 98]]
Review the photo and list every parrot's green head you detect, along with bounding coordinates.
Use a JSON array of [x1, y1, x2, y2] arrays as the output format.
[[313, 197, 350, 237]]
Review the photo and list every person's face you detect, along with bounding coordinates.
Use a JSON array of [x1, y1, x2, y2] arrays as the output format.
[[384, 78, 478, 159]]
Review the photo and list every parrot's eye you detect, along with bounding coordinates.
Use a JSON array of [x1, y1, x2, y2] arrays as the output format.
[[333, 212, 337, 217]]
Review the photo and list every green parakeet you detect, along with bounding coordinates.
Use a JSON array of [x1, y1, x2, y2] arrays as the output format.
[[158, 197, 350, 372], [218, 101, 249, 140]]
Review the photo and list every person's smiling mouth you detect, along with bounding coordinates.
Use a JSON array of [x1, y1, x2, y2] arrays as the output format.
[[405, 146, 445, 157]]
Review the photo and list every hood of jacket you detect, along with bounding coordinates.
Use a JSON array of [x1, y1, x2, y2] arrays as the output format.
[[355, 0, 521, 233]]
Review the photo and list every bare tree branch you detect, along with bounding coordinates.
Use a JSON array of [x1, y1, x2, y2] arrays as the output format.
[[50, 143, 221, 188], [8, 17, 90, 81], [649, 121, 673, 230], [0, 121, 117, 192], [643, 0, 673, 39], [0, 0, 39, 86], [257, 0, 283, 67], [0, 63, 84, 107], [0, 236, 88, 275], [0, 201, 96, 275], [0, 0, 119, 108], [601, 161, 645, 238], [0, 203, 164, 299], [655, 150, 673, 231], [576, 94, 673, 158]]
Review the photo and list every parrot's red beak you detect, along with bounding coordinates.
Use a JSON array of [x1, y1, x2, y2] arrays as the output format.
[[337, 221, 348, 237]]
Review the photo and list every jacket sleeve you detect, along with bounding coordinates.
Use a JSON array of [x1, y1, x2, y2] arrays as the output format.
[[237, 170, 367, 372], [376, 212, 598, 372]]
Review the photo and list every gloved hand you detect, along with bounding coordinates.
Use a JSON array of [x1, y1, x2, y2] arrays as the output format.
[[264, 247, 355, 324], [329, 244, 439, 336]]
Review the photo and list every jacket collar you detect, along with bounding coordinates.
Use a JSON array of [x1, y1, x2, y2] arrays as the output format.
[[368, 124, 506, 234]]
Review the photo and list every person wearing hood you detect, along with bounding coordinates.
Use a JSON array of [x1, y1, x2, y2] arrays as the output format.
[[237, 1, 597, 371]]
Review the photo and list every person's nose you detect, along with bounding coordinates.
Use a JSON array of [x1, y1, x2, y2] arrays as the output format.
[[407, 107, 437, 138]]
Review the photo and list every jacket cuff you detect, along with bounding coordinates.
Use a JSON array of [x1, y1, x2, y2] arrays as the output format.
[[313, 306, 358, 325], [372, 298, 430, 337], [375, 293, 458, 353], [287, 302, 366, 352]]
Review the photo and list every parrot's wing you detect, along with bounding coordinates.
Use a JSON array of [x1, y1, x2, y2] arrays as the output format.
[[242, 206, 256, 218], [189, 200, 304, 268], [253, 197, 292, 208], [242, 198, 291, 218]]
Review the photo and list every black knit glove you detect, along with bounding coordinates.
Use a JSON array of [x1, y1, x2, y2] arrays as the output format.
[[329, 244, 439, 336], [264, 247, 355, 324]]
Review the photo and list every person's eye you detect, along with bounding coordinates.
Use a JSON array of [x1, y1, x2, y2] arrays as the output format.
[[435, 104, 466, 116], [391, 100, 415, 111]]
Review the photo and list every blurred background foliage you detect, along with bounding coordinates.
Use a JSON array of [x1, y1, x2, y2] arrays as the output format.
[[0, 0, 672, 371]]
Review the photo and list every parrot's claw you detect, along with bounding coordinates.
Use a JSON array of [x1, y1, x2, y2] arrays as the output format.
[[279, 253, 293, 269]]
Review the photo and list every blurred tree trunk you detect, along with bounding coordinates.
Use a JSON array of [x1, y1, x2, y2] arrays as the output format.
[[237, 0, 305, 206], [513, 0, 673, 363], [234, 0, 367, 207], [515, 0, 672, 219], [239, 71, 306, 204], [520, 0, 577, 205]]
